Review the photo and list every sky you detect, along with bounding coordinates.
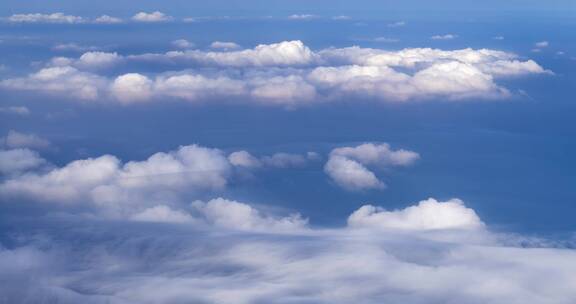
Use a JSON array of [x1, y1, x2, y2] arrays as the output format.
[[1, 1, 576, 303]]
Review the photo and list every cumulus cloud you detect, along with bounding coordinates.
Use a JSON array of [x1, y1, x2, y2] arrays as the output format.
[[0, 148, 46, 174], [348, 198, 485, 231], [131, 11, 172, 22], [0, 41, 549, 105], [130, 205, 194, 223], [288, 14, 318, 20], [191, 197, 307, 231], [210, 41, 241, 50], [0, 145, 231, 217], [0, 106, 30, 116], [52, 43, 101, 52], [431, 34, 458, 40], [5, 13, 85, 24], [535, 41, 549, 48], [325, 143, 419, 191], [2, 130, 51, 150]]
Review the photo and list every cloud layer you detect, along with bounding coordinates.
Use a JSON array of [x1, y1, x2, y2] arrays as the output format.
[[0, 41, 549, 106]]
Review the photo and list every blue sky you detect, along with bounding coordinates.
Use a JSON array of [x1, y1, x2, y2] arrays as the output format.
[[1, 1, 576, 303]]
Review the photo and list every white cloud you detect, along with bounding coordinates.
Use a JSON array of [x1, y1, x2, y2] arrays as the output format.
[[0, 149, 46, 174], [348, 198, 485, 231], [94, 15, 123, 24], [325, 143, 418, 191], [431, 34, 458, 40], [210, 41, 241, 50], [535, 41, 549, 48], [131, 11, 172, 22], [332, 15, 351, 20], [0, 145, 231, 217], [371, 37, 399, 43], [228, 151, 262, 168], [0, 106, 30, 116], [493, 36, 505, 40], [324, 155, 384, 191], [2, 130, 51, 150], [0, 41, 549, 105], [5, 13, 85, 24], [192, 197, 307, 231], [130, 205, 194, 223], [172, 39, 195, 49], [110, 73, 153, 103]]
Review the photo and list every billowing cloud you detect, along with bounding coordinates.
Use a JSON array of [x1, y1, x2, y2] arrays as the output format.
[[0, 41, 549, 105], [325, 143, 419, 191], [131, 11, 172, 22], [2, 130, 51, 150], [0, 148, 46, 174], [228, 150, 319, 169], [191, 197, 307, 231], [348, 198, 485, 231]]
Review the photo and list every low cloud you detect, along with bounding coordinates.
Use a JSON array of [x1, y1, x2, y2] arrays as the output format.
[[4, 13, 85, 24], [210, 41, 241, 50], [2, 130, 51, 150], [431, 34, 458, 40], [324, 143, 419, 191], [0, 148, 46, 174], [0, 106, 30, 116], [0, 41, 550, 106]]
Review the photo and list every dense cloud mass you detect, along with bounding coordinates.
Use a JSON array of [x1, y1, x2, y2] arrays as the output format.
[[0, 41, 549, 106], [1, 196, 576, 304]]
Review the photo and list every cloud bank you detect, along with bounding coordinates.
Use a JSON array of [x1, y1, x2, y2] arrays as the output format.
[[0, 41, 549, 107]]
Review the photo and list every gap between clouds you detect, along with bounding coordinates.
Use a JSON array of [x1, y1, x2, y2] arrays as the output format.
[[0, 40, 550, 107]]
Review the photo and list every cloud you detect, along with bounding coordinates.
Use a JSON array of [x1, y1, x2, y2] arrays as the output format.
[[5, 13, 85, 24], [348, 198, 485, 231], [325, 143, 419, 191], [171, 39, 195, 49], [431, 34, 458, 40], [130, 205, 195, 223], [52, 43, 101, 52], [131, 11, 172, 22], [210, 41, 241, 50], [493, 36, 505, 40], [94, 15, 123, 24], [0, 149, 46, 174], [1, 197, 575, 303], [0, 106, 30, 116], [2, 130, 51, 150], [332, 15, 351, 20], [0, 145, 231, 216], [0, 41, 549, 105], [191, 197, 307, 231], [228, 151, 319, 169], [535, 41, 549, 48]]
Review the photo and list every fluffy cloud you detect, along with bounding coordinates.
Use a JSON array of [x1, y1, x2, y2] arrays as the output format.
[[5, 13, 85, 24], [0, 145, 231, 216], [535, 41, 549, 48], [288, 14, 318, 20], [191, 198, 307, 231], [52, 43, 101, 52], [131, 11, 172, 22], [0, 149, 46, 174], [325, 143, 418, 191], [2, 130, 51, 150], [348, 198, 485, 231], [0, 41, 549, 105], [130, 205, 194, 223]]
